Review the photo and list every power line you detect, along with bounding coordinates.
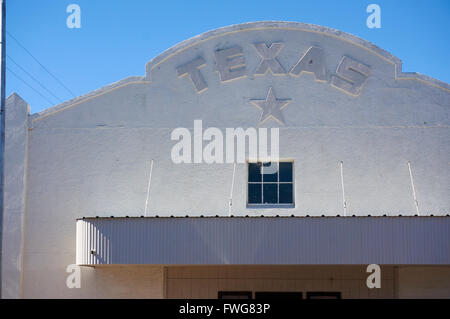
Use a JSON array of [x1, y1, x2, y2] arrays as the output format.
[[7, 55, 63, 104], [6, 31, 76, 98], [0, 0, 5, 301], [7, 67, 55, 106]]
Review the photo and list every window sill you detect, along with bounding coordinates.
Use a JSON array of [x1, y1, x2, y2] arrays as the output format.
[[247, 204, 295, 209]]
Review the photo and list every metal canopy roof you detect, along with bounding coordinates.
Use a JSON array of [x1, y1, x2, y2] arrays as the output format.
[[76, 216, 450, 266]]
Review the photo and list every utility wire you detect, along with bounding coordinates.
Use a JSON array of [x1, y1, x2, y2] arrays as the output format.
[[6, 31, 76, 98], [7, 55, 63, 104], [7, 67, 54, 106]]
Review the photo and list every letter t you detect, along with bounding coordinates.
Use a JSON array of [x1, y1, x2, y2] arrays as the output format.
[[177, 57, 208, 93]]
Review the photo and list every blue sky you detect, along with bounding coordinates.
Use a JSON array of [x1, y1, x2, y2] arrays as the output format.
[[6, 0, 450, 113]]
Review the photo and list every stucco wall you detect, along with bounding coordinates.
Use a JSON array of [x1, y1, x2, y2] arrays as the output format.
[[166, 265, 395, 299], [21, 265, 164, 299], [397, 266, 450, 299], [4, 22, 448, 298], [2, 94, 29, 298], [27, 23, 450, 217], [91, 266, 165, 299]]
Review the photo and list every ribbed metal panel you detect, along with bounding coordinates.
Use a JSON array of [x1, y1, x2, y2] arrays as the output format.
[[76, 217, 450, 265]]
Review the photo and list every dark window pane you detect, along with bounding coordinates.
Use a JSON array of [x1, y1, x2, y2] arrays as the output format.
[[218, 291, 252, 299], [255, 292, 302, 300], [248, 183, 262, 204], [263, 184, 278, 204], [307, 292, 341, 299], [279, 162, 293, 182], [263, 162, 278, 182], [248, 163, 262, 182], [279, 183, 293, 204]]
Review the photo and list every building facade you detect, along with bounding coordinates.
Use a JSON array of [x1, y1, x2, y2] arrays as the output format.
[[2, 21, 450, 299]]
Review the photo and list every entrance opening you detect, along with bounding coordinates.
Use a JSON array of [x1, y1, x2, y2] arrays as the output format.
[[255, 292, 303, 299], [218, 291, 252, 299], [306, 292, 341, 299]]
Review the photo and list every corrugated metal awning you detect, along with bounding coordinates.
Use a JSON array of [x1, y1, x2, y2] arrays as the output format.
[[76, 217, 450, 266]]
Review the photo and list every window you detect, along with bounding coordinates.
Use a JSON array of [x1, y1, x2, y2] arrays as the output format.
[[218, 291, 252, 299], [306, 292, 341, 299], [248, 161, 294, 206], [255, 292, 302, 300]]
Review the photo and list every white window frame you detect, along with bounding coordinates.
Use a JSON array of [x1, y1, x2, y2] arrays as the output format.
[[246, 159, 295, 208]]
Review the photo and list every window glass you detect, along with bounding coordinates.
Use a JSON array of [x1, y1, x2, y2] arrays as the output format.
[[279, 162, 293, 182], [248, 161, 294, 206], [218, 291, 252, 299], [248, 183, 262, 204], [248, 163, 262, 182], [279, 184, 293, 204], [306, 292, 341, 299], [262, 162, 278, 182], [263, 184, 278, 204], [255, 292, 302, 300]]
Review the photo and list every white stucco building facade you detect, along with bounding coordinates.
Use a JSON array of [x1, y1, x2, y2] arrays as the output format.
[[2, 22, 449, 299]]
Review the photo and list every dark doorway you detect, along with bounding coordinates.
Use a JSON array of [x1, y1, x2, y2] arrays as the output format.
[[306, 292, 341, 299], [218, 291, 252, 299], [254, 292, 303, 300]]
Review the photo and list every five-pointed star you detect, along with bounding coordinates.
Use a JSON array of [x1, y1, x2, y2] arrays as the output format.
[[249, 87, 292, 125]]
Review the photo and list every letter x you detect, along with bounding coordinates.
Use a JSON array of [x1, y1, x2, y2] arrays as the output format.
[[253, 43, 286, 75]]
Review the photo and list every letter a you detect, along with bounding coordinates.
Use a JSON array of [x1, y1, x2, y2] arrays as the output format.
[[171, 128, 192, 164], [366, 4, 381, 29], [66, 264, 81, 289], [366, 264, 381, 288], [66, 4, 81, 29], [290, 46, 327, 81]]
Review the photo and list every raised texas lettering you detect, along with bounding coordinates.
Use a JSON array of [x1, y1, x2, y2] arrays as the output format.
[[214, 46, 246, 82], [177, 57, 208, 93], [176, 43, 371, 97], [253, 42, 286, 75], [289, 46, 327, 81], [330, 56, 371, 95]]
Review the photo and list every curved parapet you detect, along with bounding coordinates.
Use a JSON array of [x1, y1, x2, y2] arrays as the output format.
[[31, 21, 449, 124]]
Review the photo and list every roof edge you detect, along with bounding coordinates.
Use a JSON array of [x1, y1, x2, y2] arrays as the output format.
[[30, 76, 148, 123], [77, 215, 450, 221], [32, 21, 450, 123]]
